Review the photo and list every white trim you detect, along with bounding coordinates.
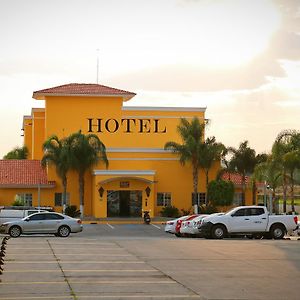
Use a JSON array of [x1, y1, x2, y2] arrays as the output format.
[[31, 108, 45, 113], [0, 184, 55, 189], [122, 106, 206, 112], [123, 115, 205, 119], [93, 170, 155, 176], [107, 147, 171, 153]]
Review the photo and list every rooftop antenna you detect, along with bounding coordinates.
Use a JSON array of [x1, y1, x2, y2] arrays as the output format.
[[96, 48, 99, 84]]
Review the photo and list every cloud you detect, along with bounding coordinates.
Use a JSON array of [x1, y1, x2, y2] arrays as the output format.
[[109, 0, 300, 93], [109, 53, 286, 92]]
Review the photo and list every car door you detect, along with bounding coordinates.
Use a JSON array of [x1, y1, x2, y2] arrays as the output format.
[[228, 208, 249, 232], [229, 208, 268, 232], [245, 208, 268, 232], [43, 213, 65, 233], [22, 213, 46, 233]]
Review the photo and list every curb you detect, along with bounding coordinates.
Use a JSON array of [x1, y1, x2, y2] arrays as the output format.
[[82, 220, 166, 225]]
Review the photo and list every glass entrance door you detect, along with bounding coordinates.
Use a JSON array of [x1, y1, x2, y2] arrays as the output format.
[[107, 190, 142, 217]]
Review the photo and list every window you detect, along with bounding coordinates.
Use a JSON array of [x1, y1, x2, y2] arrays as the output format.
[[232, 208, 247, 217], [192, 193, 206, 205], [29, 214, 45, 221], [233, 192, 243, 206], [54, 193, 70, 206], [44, 213, 64, 220], [249, 208, 265, 216], [16, 193, 32, 206], [157, 193, 172, 206]]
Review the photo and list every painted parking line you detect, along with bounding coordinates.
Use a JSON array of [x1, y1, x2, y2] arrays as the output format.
[[106, 223, 115, 229], [1, 280, 177, 285], [151, 224, 161, 229], [0, 295, 202, 299], [7, 252, 130, 256], [6, 269, 159, 273], [6, 260, 145, 264]]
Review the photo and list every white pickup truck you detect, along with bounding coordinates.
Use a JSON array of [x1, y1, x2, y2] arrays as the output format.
[[198, 206, 298, 239]]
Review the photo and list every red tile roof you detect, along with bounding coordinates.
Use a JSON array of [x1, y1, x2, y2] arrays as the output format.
[[222, 172, 251, 185], [0, 160, 55, 187], [33, 83, 136, 101]]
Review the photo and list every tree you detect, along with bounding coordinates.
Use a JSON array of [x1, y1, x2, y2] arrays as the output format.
[[41, 135, 71, 211], [164, 117, 205, 207], [253, 155, 282, 213], [3, 146, 28, 159], [228, 141, 257, 206], [274, 130, 300, 213], [251, 153, 268, 205], [199, 137, 226, 204], [67, 131, 108, 217], [207, 179, 234, 207]]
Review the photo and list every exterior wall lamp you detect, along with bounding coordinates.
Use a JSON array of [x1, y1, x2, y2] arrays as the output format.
[[145, 186, 151, 197], [98, 186, 104, 198]]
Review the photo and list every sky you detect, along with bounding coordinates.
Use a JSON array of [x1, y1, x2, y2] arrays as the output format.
[[0, 0, 299, 157]]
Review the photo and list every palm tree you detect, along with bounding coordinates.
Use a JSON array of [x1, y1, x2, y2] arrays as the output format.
[[198, 136, 225, 204], [164, 117, 205, 207], [274, 130, 300, 213], [253, 155, 282, 213], [67, 131, 108, 217], [4, 146, 28, 159], [228, 141, 257, 206], [41, 135, 70, 211], [251, 153, 268, 205]]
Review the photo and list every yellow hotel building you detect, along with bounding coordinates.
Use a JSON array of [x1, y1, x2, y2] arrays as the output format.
[[0, 83, 254, 218]]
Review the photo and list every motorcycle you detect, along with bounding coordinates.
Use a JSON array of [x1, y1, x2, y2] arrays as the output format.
[[143, 211, 151, 224]]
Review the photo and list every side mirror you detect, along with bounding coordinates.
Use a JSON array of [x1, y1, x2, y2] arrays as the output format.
[[25, 218, 30, 222]]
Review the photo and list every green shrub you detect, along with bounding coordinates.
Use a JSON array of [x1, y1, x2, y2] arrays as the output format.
[[160, 206, 180, 218], [64, 205, 81, 218], [11, 199, 25, 206], [181, 208, 191, 216], [199, 204, 218, 214], [207, 179, 234, 206]]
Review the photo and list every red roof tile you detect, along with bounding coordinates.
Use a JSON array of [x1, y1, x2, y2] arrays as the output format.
[[33, 83, 136, 100], [0, 160, 54, 187]]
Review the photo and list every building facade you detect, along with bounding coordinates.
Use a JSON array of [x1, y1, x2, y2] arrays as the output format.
[[0, 83, 255, 217]]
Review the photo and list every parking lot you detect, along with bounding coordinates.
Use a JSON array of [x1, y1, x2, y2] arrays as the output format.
[[0, 223, 299, 300]]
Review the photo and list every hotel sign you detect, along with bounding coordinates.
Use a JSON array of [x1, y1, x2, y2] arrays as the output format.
[[87, 118, 167, 134]]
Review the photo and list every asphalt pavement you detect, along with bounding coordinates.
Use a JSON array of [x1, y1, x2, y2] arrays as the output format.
[[0, 223, 299, 300]]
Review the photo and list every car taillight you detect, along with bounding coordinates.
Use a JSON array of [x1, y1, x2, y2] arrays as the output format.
[[294, 216, 298, 224], [77, 220, 82, 224]]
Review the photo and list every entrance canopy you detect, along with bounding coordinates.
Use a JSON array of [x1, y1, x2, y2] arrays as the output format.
[[92, 170, 156, 218]]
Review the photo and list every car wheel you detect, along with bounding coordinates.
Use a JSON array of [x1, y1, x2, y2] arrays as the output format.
[[58, 225, 70, 237], [9, 226, 21, 238], [211, 224, 227, 239], [270, 225, 285, 239]]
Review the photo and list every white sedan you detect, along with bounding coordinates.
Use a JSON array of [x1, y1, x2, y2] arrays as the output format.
[[0, 211, 83, 237], [164, 215, 191, 234], [180, 214, 209, 237]]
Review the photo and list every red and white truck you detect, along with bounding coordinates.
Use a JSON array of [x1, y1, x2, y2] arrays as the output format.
[[198, 206, 298, 239]]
